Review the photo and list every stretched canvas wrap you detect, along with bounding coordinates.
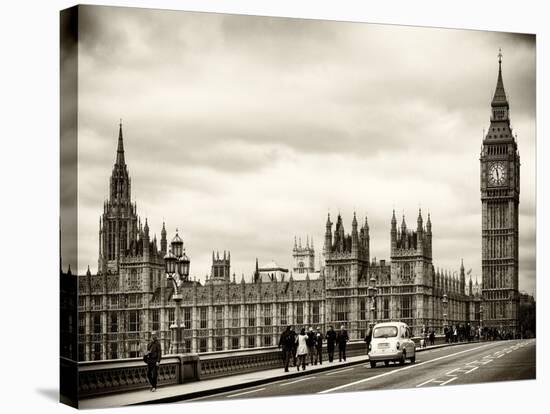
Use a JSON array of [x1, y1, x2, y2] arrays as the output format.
[[59, 5, 537, 409]]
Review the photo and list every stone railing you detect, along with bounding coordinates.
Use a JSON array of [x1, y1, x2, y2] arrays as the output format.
[[199, 340, 369, 380], [78, 354, 199, 398]]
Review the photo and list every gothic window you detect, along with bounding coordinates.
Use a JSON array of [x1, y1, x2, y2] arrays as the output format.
[[246, 304, 256, 327], [184, 307, 192, 330], [215, 306, 224, 329], [199, 338, 208, 353], [78, 314, 86, 335], [400, 295, 413, 319], [335, 298, 349, 322], [109, 343, 118, 360], [262, 303, 272, 326], [167, 309, 175, 328], [312, 301, 320, 324], [128, 269, 140, 291], [231, 305, 240, 328], [128, 311, 140, 332], [151, 309, 160, 332], [199, 307, 208, 329], [279, 303, 288, 326], [109, 313, 118, 333], [383, 298, 390, 319], [231, 337, 240, 350], [296, 302, 304, 325]]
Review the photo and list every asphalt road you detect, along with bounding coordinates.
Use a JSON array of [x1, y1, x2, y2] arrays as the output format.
[[187, 339, 536, 402]]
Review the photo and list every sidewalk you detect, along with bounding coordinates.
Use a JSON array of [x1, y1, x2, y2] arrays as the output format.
[[79, 341, 474, 409]]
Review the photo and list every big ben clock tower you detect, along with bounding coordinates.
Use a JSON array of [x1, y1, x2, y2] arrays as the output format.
[[480, 50, 520, 336]]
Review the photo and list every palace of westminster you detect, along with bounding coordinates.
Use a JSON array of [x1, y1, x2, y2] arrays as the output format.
[[74, 55, 521, 361]]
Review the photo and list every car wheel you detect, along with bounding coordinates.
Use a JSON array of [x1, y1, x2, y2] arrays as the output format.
[[370, 361, 376, 368], [384, 361, 390, 367], [400, 351, 406, 365]]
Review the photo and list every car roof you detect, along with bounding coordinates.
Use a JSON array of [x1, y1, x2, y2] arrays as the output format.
[[373, 322, 408, 328]]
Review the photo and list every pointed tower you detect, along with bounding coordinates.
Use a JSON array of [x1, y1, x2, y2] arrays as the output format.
[[351, 212, 359, 254], [480, 50, 521, 334], [323, 213, 333, 264], [98, 121, 139, 274], [391, 209, 397, 253], [417, 209, 424, 253], [460, 259, 466, 294], [160, 221, 167, 255]]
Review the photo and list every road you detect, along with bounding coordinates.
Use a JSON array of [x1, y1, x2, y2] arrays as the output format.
[[187, 339, 535, 401]]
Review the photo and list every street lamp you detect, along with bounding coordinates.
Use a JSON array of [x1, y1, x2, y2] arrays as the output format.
[[367, 276, 378, 326], [164, 229, 190, 354], [442, 293, 448, 337], [479, 305, 484, 341]]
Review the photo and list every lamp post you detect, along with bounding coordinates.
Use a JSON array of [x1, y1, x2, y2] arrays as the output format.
[[442, 293, 448, 336], [367, 276, 378, 325], [164, 230, 190, 354], [479, 305, 484, 341]]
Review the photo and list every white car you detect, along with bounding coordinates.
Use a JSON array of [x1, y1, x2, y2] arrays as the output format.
[[368, 322, 416, 368]]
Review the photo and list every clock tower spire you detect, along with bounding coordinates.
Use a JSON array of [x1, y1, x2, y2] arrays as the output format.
[[480, 50, 520, 336]]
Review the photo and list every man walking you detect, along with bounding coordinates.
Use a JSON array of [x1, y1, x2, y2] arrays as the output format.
[[314, 326, 324, 365], [306, 327, 316, 366], [337, 325, 349, 362], [289, 326, 297, 366], [278, 326, 293, 372], [364, 324, 373, 352], [145, 332, 162, 392], [326, 325, 337, 363]]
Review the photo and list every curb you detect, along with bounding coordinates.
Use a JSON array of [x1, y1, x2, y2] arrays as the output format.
[[133, 340, 482, 405]]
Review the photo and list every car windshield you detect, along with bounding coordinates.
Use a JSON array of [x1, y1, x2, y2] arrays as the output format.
[[373, 326, 398, 338]]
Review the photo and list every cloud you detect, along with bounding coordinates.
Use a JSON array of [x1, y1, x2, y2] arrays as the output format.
[[69, 6, 536, 296]]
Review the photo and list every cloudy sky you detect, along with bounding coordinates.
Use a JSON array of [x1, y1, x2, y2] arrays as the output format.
[[73, 6, 536, 294]]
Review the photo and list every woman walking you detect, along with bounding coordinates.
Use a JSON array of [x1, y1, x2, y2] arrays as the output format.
[[296, 328, 308, 371]]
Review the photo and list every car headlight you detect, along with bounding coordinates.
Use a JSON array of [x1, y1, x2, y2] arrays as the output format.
[[396, 341, 400, 350], [368, 343, 372, 351]]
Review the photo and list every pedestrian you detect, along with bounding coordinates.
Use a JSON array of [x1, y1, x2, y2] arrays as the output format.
[[337, 325, 349, 362], [326, 325, 337, 363], [364, 324, 373, 352], [422, 326, 428, 348], [289, 326, 297, 366], [314, 326, 324, 365], [278, 326, 293, 372], [453, 325, 458, 343], [429, 329, 435, 346], [306, 327, 316, 366], [296, 328, 308, 371], [144, 332, 162, 392]]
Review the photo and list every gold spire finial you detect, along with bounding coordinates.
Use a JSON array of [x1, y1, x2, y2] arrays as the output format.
[[498, 48, 503, 66]]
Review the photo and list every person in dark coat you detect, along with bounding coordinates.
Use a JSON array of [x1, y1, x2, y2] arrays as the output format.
[[314, 326, 324, 365], [306, 327, 316, 366], [278, 326, 294, 372], [364, 324, 373, 352], [289, 326, 297, 366], [326, 325, 337, 363], [337, 325, 349, 362], [429, 329, 435, 346], [145, 332, 162, 392]]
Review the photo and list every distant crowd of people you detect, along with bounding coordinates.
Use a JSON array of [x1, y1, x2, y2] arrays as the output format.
[[278, 325, 350, 372]]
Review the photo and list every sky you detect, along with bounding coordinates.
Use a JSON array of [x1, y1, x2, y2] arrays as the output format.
[[71, 5, 536, 295]]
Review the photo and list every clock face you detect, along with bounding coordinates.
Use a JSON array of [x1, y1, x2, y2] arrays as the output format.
[[488, 162, 506, 186]]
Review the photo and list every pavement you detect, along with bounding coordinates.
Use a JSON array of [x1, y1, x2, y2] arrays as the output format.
[[79, 339, 506, 409]]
